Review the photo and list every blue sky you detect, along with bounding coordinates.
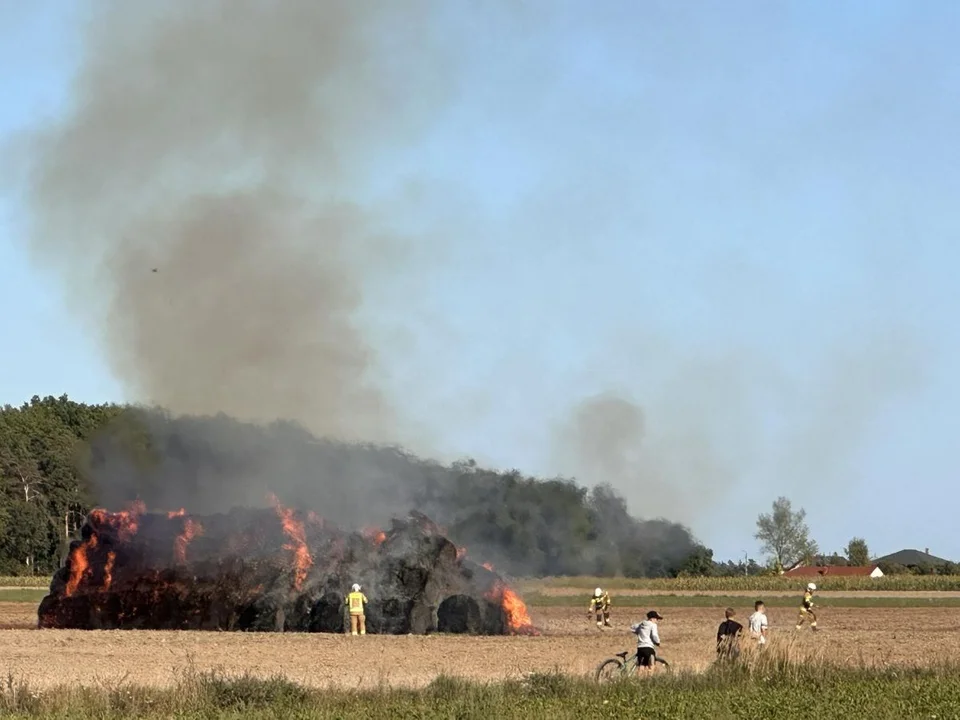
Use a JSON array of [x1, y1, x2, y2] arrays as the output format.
[[2, 1, 959, 563], [1, 1, 120, 400]]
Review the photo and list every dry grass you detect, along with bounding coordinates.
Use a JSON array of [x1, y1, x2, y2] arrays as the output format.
[[4, 579, 960, 716], [1, 602, 958, 689], [4, 663, 960, 719]]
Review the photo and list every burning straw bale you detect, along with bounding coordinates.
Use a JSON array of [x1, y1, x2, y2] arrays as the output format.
[[38, 504, 537, 636]]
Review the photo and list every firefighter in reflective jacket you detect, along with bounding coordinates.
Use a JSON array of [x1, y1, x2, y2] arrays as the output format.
[[347, 583, 368, 635], [587, 587, 611, 628]]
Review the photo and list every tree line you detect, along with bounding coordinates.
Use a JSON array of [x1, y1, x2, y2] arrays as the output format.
[[4, 396, 944, 579], [0, 395, 123, 575], [753, 496, 957, 576]]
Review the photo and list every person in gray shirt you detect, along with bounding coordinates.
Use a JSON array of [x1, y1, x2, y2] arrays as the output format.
[[630, 610, 663, 672]]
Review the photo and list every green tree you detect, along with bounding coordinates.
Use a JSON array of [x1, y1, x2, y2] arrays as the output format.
[[846, 537, 870, 566], [754, 497, 818, 573], [0, 395, 121, 573], [679, 546, 714, 576]]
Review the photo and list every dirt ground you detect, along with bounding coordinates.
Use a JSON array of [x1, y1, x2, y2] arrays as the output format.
[[2, 600, 959, 689]]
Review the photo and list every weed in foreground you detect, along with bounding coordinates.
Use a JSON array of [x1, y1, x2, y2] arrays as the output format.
[[3, 658, 960, 719]]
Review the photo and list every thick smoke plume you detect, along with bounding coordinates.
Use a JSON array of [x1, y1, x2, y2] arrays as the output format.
[[21, 0, 452, 443], [16, 1, 707, 576], [15, 2, 928, 561]]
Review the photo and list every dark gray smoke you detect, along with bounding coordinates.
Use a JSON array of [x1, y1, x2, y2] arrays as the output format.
[[19, 0, 455, 443], [86, 407, 422, 528], [81, 406, 707, 577], [14, 2, 931, 562]]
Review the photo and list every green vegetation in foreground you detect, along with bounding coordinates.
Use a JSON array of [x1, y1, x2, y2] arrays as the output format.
[[0, 589, 47, 603], [527, 574, 960, 592], [524, 592, 960, 608], [3, 663, 960, 720], [0, 577, 49, 589]]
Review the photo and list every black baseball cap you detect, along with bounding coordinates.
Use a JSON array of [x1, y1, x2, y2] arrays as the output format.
[[647, 610, 663, 620]]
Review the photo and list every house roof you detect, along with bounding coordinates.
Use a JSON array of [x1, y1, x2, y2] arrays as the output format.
[[784, 565, 880, 577], [873, 549, 951, 567]]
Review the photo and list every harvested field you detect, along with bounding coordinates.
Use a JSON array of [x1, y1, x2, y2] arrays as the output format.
[[0, 602, 36, 630], [2, 600, 960, 689]]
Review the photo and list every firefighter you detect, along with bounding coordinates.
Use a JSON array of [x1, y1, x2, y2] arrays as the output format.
[[587, 587, 611, 628], [346, 583, 368, 635], [796, 582, 819, 631]]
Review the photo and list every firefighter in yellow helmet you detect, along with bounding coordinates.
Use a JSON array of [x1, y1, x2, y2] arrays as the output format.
[[346, 583, 368, 635], [587, 587, 611, 628], [796, 582, 819, 632]]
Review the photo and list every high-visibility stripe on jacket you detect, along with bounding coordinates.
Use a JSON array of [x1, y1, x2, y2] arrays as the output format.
[[589, 592, 611, 611], [347, 591, 367, 615]]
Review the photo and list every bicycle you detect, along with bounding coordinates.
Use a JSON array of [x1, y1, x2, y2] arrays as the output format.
[[594, 649, 670, 683]]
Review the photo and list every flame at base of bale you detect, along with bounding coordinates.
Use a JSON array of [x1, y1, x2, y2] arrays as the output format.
[[480, 561, 538, 636], [38, 505, 537, 636]]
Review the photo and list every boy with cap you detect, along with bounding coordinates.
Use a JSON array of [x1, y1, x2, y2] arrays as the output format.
[[631, 610, 663, 673]]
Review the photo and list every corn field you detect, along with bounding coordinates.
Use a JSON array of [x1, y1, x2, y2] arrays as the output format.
[[12, 574, 960, 592], [0, 576, 49, 588], [527, 575, 960, 592]]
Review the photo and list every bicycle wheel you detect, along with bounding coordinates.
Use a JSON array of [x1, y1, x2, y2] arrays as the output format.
[[594, 657, 625, 683]]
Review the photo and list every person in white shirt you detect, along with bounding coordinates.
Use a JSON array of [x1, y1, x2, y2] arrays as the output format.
[[630, 610, 663, 672], [748, 600, 768, 646]]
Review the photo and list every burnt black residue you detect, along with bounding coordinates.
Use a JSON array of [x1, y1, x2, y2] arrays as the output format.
[[38, 509, 508, 635]]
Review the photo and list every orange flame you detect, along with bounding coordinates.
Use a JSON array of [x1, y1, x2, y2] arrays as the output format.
[[167, 508, 186, 518], [90, 500, 145, 541], [268, 494, 313, 591], [174, 517, 204, 564], [362, 527, 387, 546], [480, 560, 538, 635], [103, 551, 116, 591], [456, 546, 467, 561], [65, 534, 98, 597], [65, 501, 144, 597], [501, 585, 536, 634]]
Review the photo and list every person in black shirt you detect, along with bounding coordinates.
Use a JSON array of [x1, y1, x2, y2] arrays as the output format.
[[716, 607, 743, 661]]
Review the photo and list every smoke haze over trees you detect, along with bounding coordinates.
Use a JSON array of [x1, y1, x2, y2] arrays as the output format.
[[0, 396, 710, 578]]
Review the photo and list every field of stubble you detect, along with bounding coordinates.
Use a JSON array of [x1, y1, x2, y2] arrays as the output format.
[[3, 593, 960, 690]]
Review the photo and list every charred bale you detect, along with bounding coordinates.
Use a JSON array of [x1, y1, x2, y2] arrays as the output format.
[[38, 507, 525, 635]]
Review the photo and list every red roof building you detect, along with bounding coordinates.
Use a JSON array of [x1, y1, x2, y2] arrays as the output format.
[[784, 565, 883, 578]]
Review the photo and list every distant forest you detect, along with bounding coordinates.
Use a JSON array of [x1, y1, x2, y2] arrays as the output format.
[[0, 394, 724, 578]]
